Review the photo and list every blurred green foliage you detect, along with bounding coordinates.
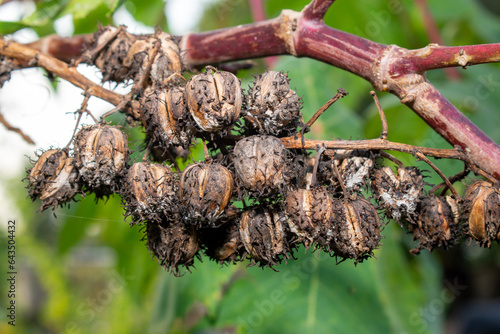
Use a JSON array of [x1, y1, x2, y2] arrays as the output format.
[[1, 0, 500, 333]]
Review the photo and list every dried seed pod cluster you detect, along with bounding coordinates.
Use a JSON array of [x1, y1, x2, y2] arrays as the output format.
[[25, 26, 500, 276]]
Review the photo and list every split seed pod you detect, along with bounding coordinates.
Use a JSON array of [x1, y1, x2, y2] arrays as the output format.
[[244, 71, 302, 136], [239, 207, 291, 267], [464, 181, 500, 247], [202, 218, 247, 265], [146, 220, 199, 276], [329, 198, 381, 263], [124, 162, 177, 225], [372, 166, 423, 221], [74, 125, 128, 195], [27, 149, 80, 211], [233, 135, 288, 195], [142, 86, 192, 149], [179, 163, 234, 226], [410, 195, 461, 254], [186, 67, 242, 132], [318, 152, 374, 193], [285, 186, 336, 247]]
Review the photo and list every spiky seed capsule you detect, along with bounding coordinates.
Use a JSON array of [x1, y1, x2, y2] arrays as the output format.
[[179, 163, 234, 227], [329, 198, 381, 263], [410, 195, 461, 254], [202, 219, 247, 264], [146, 220, 199, 276], [239, 207, 290, 267], [149, 33, 183, 86], [124, 162, 177, 225], [285, 186, 335, 247], [186, 67, 242, 132], [233, 135, 287, 195], [74, 125, 128, 195], [142, 86, 192, 149], [464, 181, 500, 247], [27, 149, 80, 211], [318, 153, 374, 193], [372, 166, 423, 221]]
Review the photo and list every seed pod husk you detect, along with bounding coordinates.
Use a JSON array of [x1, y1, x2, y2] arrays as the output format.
[[186, 67, 242, 132], [318, 152, 374, 193], [27, 149, 80, 211], [328, 198, 381, 263], [124, 162, 177, 225], [464, 181, 500, 247], [239, 206, 291, 268], [410, 195, 462, 254], [233, 135, 288, 196], [202, 218, 247, 265], [179, 163, 234, 227], [285, 186, 336, 247], [74, 125, 129, 195], [146, 220, 199, 276], [372, 166, 423, 221], [244, 71, 302, 137], [142, 86, 192, 149], [149, 32, 183, 86]]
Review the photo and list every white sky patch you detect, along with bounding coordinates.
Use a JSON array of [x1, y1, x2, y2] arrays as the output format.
[[165, 0, 219, 34]]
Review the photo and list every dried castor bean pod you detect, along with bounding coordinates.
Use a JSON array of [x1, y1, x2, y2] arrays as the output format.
[[186, 67, 242, 132], [244, 71, 302, 136], [464, 181, 500, 247], [202, 218, 247, 264], [372, 166, 423, 221], [239, 206, 291, 267], [149, 32, 183, 86], [409, 195, 461, 254], [318, 153, 374, 193], [124, 162, 177, 225], [233, 135, 288, 196], [74, 125, 129, 195], [329, 198, 381, 263], [142, 86, 193, 149], [285, 186, 336, 247], [27, 149, 80, 210], [179, 163, 234, 226], [146, 220, 200, 276]]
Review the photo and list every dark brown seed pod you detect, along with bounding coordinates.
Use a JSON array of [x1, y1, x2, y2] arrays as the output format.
[[124, 162, 177, 225], [233, 135, 288, 196], [202, 217, 247, 265], [329, 198, 381, 263], [285, 186, 336, 247], [186, 67, 242, 132], [464, 181, 500, 247], [142, 86, 193, 149], [26, 149, 80, 211], [244, 71, 302, 136], [409, 195, 462, 254], [318, 152, 374, 193], [239, 206, 291, 268], [372, 166, 423, 221], [179, 163, 234, 227], [146, 220, 200, 276], [74, 125, 129, 195]]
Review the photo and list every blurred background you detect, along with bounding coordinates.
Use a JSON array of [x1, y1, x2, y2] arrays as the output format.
[[1, 0, 500, 333]]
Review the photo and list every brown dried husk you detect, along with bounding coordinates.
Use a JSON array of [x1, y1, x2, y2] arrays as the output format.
[[410, 195, 462, 254], [285, 186, 335, 247], [464, 180, 500, 247], [239, 206, 292, 268], [328, 198, 381, 263], [179, 163, 234, 227], [27, 149, 81, 211], [146, 220, 199, 276], [372, 166, 423, 221], [186, 68, 242, 132], [318, 152, 374, 193], [202, 217, 247, 265], [233, 135, 288, 196], [142, 85, 193, 149], [244, 71, 303, 137], [74, 125, 129, 195], [124, 162, 177, 225]]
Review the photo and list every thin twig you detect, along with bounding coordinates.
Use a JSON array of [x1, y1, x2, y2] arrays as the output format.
[[0, 111, 35, 144], [370, 90, 388, 140], [430, 168, 469, 195], [331, 156, 347, 196], [305, 88, 348, 130], [380, 151, 403, 168], [311, 145, 325, 186], [64, 92, 91, 149], [415, 152, 458, 196]]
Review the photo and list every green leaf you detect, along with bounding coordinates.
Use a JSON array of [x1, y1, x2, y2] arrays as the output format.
[[0, 21, 29, 35], [125, 0, 167, 28]]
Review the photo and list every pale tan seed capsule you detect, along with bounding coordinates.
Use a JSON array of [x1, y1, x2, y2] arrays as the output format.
[[186, 68, 242, 132], [74, 125, 128, 193], [179, 163, 234, 226], [28, 149, 68, 195], [465, 181, 500, 246], [233, 135, 287, 195]]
